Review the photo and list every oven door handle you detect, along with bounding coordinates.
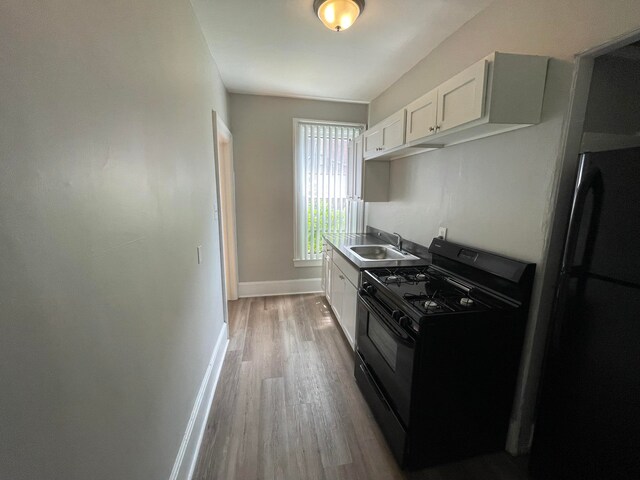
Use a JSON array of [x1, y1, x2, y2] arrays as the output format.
[[358, 294, 415, 346]]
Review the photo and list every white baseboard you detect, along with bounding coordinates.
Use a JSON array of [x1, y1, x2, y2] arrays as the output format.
[[170, 323, 229, 480], [238, 278, 322, 298]]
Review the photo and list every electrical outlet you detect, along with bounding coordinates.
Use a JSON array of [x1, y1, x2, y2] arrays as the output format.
[[438, 227, 447, 240]]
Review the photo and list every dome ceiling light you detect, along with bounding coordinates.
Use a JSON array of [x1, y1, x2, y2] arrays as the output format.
[[313, 0, 365, 32]]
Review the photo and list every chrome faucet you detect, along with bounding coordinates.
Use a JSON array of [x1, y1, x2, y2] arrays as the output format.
[[392, 232, 403, 252]]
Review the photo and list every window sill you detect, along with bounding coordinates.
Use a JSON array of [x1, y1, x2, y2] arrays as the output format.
[[293, 259, 322, 268]]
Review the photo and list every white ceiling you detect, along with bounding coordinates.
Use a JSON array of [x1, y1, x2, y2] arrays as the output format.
[[191, 0, 494, 103]]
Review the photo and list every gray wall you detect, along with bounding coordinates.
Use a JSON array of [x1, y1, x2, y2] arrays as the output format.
[[230, 94, 368, 283], [0, 1, 228, 479], [365, 0, 640, 452]]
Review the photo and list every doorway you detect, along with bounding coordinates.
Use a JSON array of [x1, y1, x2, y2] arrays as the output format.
[[524, 28, 640, 473], [539, 30, 640, 325], [212, 113, 239, 310]]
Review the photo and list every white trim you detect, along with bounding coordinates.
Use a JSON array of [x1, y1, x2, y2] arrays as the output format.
[[226, 89, 370, 105], [170, 323, 229, 480], [295, 118, 367, 128], [238, 278, 323, 298], [212, 113, 239, 304], [293, 259, 322, 268]]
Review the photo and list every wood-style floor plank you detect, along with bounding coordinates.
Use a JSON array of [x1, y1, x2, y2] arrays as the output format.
[[258, 377, 290, 480], [286, 402, 326, 480], [193, 294, 531, 480], [191, 349, 243, 480]]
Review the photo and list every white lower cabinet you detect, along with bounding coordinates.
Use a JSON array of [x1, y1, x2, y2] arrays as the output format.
[[325, 248, 359, 350], [323, 245, 332, 301], [341, 280, 358, 348], [329, 264, 345, 323]]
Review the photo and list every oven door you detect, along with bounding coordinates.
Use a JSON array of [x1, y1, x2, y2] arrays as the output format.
[[356, 292, 415, 426]]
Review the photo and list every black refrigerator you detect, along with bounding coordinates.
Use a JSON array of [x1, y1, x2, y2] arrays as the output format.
[[530, 147, 640, 479]]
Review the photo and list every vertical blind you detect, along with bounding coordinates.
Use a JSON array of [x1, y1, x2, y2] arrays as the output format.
[[295, 121, 363, 262]]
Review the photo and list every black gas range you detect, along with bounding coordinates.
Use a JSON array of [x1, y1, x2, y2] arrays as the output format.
[[354, 238, 535, 469]]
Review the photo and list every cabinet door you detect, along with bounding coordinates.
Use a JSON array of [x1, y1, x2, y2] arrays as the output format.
[[321, 248, 326, 292], [406, 88, 438, 142], [322, 245, 327, 293], [364, 125, 383, 157], [341, 280, 358, 350], [329, 262, 344, 321], [353, 134, 364, 199], [324, 248, 332, 301], [437, 59, 487, 132], [381, 109, 406, 150]]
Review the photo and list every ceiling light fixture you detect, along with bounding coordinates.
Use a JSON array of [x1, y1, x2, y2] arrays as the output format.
[[313, 0, 365, 32]]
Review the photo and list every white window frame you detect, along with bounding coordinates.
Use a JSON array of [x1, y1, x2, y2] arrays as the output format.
[[293, 118, 365, 267]]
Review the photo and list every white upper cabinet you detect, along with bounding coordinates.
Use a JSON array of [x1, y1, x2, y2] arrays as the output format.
[[363, 125, 383, 157], [405, 60, 487, 143], [381, 109, 406, 151], [364, 109, 406, 159], [363, 52, 549, 160], [437, 59, 487, 133], [406, 88, 438, 142], [350, 133, 390, 202]]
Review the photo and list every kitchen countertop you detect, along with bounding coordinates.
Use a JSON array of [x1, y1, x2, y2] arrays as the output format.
[[323, 233, 431, 269]]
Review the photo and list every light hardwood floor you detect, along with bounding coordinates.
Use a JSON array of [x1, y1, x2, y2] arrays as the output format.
[[192, 294, 530, 480]]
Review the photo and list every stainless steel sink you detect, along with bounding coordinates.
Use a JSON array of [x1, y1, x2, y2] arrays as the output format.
[[347, 245, 419, 261]]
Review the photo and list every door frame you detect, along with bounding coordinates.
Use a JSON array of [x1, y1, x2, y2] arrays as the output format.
[[212, 113, 239, 307], [506, 26, 640, 455]]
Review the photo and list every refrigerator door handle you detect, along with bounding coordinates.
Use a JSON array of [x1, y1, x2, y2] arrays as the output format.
[[560, 158, 602, 276], [552, 156, 602, 351]]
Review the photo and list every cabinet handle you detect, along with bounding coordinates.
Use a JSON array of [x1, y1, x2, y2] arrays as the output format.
[[339, 275, 345, 279]]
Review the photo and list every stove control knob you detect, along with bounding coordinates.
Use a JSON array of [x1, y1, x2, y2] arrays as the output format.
[[399, 316, 412, 329], [360, 282, 376, 296], [391, 310, 403, 321]]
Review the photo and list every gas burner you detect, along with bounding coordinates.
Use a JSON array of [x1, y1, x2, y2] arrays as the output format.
[[366, 264, 496, 315], [424, 300, 439, 310], [459, 297, 474, 307], [384, 275, 405, 284]]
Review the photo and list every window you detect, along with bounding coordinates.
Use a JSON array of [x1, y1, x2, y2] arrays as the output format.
[[294, 119, 364, 266]]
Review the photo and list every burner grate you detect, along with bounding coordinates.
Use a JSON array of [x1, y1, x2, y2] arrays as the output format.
[[365, 265, 495, 316]]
